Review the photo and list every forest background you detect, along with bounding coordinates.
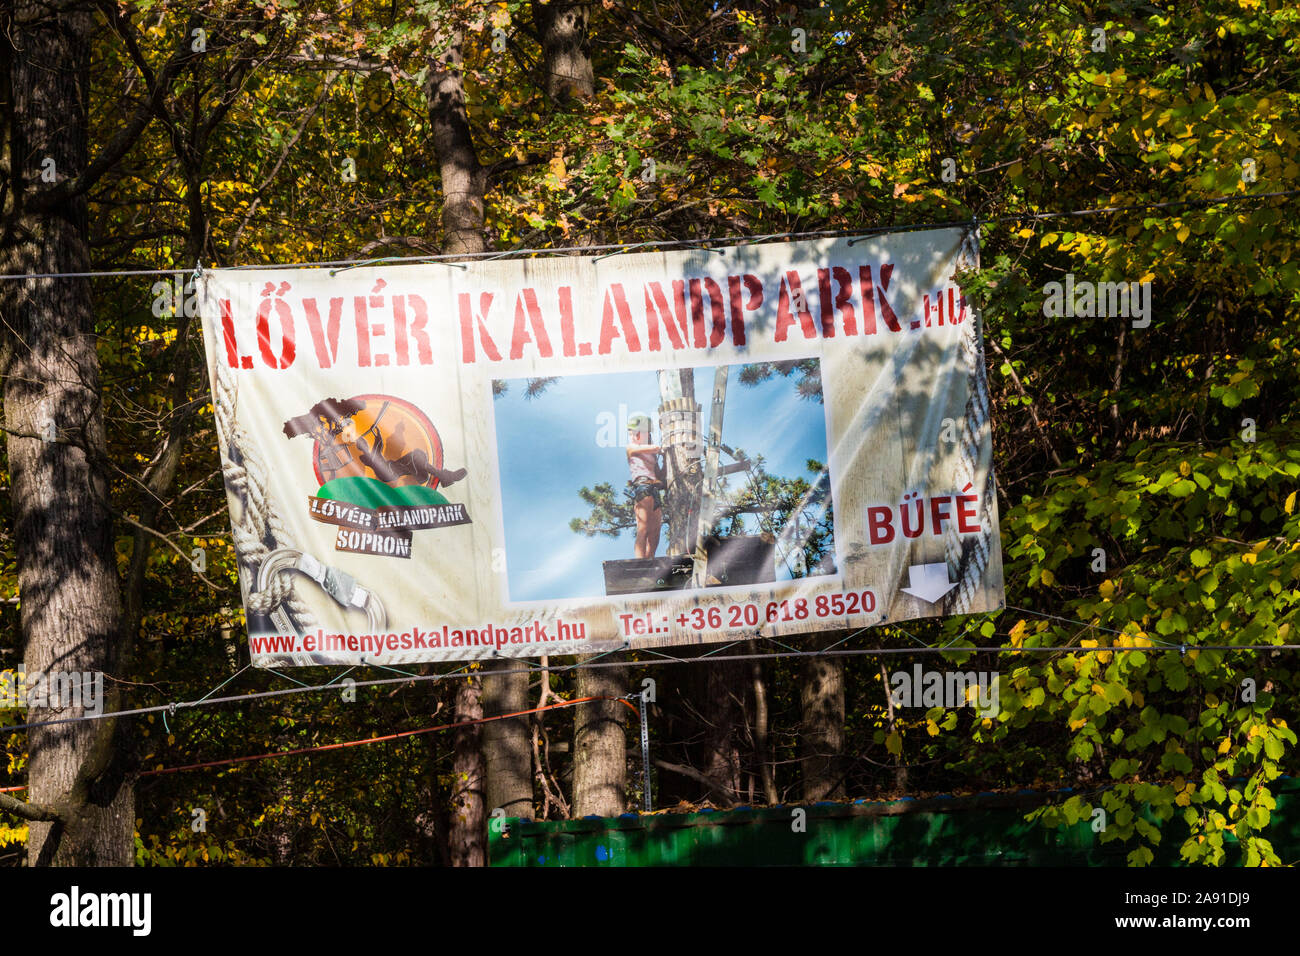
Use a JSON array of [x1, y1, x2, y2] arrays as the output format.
[[0, 0, 1298, 867]]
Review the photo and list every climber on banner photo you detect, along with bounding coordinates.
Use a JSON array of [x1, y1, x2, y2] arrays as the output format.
[[626, 413, 664, 559], [281, 394, 473, 558], [283, 396, 468, 489]]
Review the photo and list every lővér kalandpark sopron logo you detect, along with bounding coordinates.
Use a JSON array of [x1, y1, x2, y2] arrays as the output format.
[[284, 394, 471, 558]]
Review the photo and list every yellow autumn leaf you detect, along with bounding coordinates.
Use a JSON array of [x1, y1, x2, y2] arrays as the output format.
[[1176, 224, 1190, 241], [1099, 579, 1115, 599], [1009, 619, 1027, 645], [885, 731, 902, 755], [1040, 568, 1056, 586], [1285, 491, 1296, 515]]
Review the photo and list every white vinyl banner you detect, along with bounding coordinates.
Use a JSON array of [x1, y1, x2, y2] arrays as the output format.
[[199, 228, 1003, 666]]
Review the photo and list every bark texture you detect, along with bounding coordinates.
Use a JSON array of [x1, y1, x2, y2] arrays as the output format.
[[483, 658, 534, 820], [426, 28, 487, 259], [1, 2, 133, 866], [573, 657, 627, 816], [800, 632, 846, 802], [448, 675, 485, 867], [426, 23, 539, 860], [534, 2, 595, 101]]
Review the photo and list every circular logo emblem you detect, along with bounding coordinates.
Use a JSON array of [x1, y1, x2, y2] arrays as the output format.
[[310, 394, 446, 490]]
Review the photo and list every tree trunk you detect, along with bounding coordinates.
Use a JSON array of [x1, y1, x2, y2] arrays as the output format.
[[427, 22, 537, 858], [751, 650, 778, 804], [426, 26, 487, 260], [1, 3, 133, 866], [800, 632, 846, 802], [573, 657, 627, 816], [696, 660, 746, 802], [483, 658, 534, 820], [534, 2, 595, 102], [657, 369, 701, 556], [535, 3, 630, 821], [448, 675, 485, 867]]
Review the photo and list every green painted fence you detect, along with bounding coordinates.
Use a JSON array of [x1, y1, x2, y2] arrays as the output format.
[[489, 779, 1300, 866]]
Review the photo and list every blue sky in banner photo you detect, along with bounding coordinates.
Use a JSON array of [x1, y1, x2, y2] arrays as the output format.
[[492, 364, 831, 602]]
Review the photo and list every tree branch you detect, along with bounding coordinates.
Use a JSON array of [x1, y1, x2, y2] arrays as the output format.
[[486, 152, 549, 178], [653, 758, 737, 807], [23, 7, 200, 215], [357, 235, 441, 256], [277, 53, 412, 81], [988, 339, 1063, 468], [0, 790, 63, 823]]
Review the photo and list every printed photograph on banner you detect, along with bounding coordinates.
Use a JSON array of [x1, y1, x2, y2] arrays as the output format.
[[491, 361, 836, 602]]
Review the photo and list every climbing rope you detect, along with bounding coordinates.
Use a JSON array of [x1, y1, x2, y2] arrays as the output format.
[[212, 354, 317, 635]]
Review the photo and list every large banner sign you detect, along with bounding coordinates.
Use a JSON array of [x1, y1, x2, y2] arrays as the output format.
[[199, 227, 1004, 666]]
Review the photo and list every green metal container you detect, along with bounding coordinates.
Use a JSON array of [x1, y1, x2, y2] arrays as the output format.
[[490, 779, 1300, 866]]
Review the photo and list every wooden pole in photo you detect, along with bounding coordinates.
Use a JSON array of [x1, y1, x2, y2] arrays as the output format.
[[693, 365, 729, 588]]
